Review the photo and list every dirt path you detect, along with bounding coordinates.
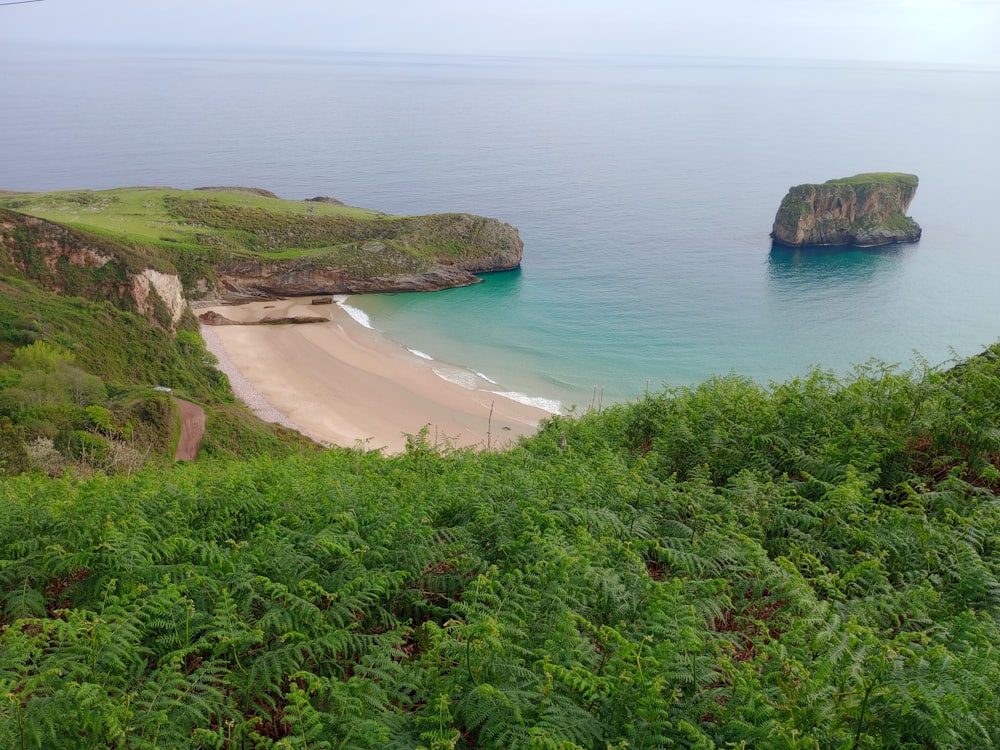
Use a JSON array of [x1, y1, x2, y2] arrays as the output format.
[[173, 397, 206, 461]]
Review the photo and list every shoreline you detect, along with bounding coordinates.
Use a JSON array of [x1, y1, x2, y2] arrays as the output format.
[[198, 297, 553, 453], [200, 324, 317, 439]]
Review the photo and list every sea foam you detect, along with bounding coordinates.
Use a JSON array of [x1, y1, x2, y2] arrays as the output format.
[[492, 391, 562, 414], [336, 295, 562, 415], [335, 296, 373, 329], [432, 368, 478, 389]]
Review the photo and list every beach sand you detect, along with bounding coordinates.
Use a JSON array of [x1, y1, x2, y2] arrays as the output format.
[[198, 297, 551, 453]]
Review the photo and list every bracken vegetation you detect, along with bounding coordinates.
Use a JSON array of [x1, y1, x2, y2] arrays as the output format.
[[2, 347, 1000, 748]]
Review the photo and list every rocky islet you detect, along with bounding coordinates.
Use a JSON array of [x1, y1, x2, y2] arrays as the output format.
[[771, 173, 922, 248]]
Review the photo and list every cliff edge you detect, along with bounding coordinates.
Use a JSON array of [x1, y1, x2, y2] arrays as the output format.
[[212, 212, 523, 297], [0, 208, 189, 331], [771, 173, 921, 248], [0, 187, 524, 301]]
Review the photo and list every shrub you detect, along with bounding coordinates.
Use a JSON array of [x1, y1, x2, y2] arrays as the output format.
[[25, 436, 66, 477]]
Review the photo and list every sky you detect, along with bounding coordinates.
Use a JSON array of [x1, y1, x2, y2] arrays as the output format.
[[2, 0, 999, 66]]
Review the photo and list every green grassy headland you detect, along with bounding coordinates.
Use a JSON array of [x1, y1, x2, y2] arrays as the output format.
[[0, 187, 381, 251], [0, 187, 517, 293]]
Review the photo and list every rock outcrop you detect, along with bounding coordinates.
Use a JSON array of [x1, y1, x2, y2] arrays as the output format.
[[214, 258, 484, 297], [0, 209, 187, 330], [213, 214, 523, 298], [771, 173, 921, 248], [132, 269, 186, 327], [198, 310, 327, 326]]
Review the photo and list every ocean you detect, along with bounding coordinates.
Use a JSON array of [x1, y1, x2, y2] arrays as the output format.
[[3, 45, 1000, 411]]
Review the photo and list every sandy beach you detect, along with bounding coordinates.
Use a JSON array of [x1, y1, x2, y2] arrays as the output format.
[[198, 297, 552, 453]]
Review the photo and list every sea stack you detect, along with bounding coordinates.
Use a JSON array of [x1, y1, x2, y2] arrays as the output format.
[[771, 173, 921, 248]]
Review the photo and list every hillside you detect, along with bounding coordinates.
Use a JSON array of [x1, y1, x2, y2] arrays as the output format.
[[0, 214, 319, 475], [0, 191, 998, 748]]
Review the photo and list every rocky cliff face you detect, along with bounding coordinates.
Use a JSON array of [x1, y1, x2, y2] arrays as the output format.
[[132, 269, 187, 326], [0, 210, 187, 329], [213, 214, 523, 298], [771, 173, 921, 248], [214, 258, 486, 297]]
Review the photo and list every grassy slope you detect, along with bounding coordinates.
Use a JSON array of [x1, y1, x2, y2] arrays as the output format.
[[0, 187, 380, 249], [825, 172, 918, 188], [0, 276, 206, 391]]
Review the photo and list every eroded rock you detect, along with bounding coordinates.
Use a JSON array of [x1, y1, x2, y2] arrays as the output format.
[[771, 173, 921, 248]]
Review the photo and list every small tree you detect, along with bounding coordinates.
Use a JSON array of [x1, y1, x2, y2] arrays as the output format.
[[10, 340, 74, 373], [0, 416, 28, 476]]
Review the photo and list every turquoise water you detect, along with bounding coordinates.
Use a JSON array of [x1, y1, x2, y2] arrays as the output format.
[[3, 47, 1000, 410], [347, 248, 910, 409]]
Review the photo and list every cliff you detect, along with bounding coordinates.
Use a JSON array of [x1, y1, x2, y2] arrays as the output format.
[[212, 213, 523, 297], [0, 187, 524, 301], [771, 173, 921, 248], [0, 209, 189, 331]]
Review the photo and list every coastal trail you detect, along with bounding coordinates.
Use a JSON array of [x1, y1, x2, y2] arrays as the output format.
[[172, 397, 206, 461]]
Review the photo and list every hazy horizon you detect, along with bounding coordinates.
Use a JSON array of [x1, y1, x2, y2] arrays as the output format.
[[3, 0, 999, 68]]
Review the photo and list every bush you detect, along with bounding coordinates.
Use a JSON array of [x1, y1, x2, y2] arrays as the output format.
[[65, 429, 110, 465], [0, 415, 28, 476], [10, 340, 74, 373], [25, 436, 66, 477]]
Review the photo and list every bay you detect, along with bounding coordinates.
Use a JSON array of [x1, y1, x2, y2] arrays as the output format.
[[3, 45, 999, 409]]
